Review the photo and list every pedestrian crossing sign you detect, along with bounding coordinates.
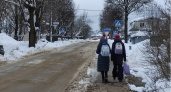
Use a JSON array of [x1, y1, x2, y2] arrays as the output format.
[[113, 31, 118, 36], [60, 28, 65, 34], [113, 31, 118, 38], [115, 20, 122, 27]]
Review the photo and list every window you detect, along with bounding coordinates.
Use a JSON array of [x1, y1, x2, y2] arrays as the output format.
[[140, 23, 144, 27]]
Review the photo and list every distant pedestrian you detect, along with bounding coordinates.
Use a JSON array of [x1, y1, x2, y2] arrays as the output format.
[[96, 34, 111, 83], [111, 35, 126, 82]]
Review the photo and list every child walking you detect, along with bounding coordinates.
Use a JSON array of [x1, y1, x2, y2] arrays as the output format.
[[96, 34, 111, 83]]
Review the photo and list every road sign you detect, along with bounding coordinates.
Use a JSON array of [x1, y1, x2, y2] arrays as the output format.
[[103, 28, 111, 36], [53, 22, 59, 25], [53, 22, 59, 29], [60, 28, 65, 33], [113, 31, 118, 36], [38, 27, 41, 31], [115, 20, 122, 27], [103, 28, 111, 31], [35, 27, 41, 31]]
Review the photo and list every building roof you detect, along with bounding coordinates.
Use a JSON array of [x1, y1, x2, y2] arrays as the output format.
[[130, 17, 145, 23], [131, 31, 148, 37]]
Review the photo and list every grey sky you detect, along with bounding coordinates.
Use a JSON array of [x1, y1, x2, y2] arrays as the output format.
[[73, 0, 165, 32], [73, 0, 105, 31]]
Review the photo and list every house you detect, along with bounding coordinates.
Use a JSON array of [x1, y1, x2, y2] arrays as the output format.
[[129, 17, 160, 44], [130, 31, 149, 44]]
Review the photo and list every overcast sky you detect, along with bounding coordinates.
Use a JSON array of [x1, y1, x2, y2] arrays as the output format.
[[73, 0, 105, 31], [73, 0, 165, 32]]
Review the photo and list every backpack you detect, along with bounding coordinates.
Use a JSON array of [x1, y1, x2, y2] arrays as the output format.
[[115, 42, 123, 54], [100, 43, 110, 56]]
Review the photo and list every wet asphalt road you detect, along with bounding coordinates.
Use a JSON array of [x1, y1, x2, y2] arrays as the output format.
[[0, 41, 98, 92]]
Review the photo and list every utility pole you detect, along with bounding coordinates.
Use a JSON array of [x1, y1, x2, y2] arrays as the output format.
[[50, 6, 53, 42]]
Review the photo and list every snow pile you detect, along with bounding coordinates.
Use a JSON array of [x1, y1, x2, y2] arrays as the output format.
[[78, 57, 100, 89], [87, 66, 100, 83], [122, 40, 170, 92], [0, 33, 88, 62], [129, 85, 145, 92], [107, 39, 170, 92]]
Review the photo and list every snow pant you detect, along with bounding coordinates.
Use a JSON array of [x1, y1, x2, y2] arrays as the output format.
[[112, 63, 123, 81], [101, 71, 108, 80]]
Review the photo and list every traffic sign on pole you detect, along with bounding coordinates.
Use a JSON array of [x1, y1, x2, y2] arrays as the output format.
[[113, 31, 118, 36], [60, 28, 65, 34], [103, 28, 111, 36], [115, 20, 122, 27], [35, 27, 41, 31], [103, 28, 111, 31], [38, 27, 41, 31], [53, 22, 59, 29]]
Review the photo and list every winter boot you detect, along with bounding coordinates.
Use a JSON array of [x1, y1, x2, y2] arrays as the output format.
[[104, 78, 108, 83]]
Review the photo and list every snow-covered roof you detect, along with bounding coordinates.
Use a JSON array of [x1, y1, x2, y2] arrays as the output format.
[[129, 17, 145, 23], [131, 31, 148, 37]]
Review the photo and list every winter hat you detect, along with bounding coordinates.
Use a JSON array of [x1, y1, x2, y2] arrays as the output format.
[[103, 33, 106, 37], [115, 35, 120, 39]]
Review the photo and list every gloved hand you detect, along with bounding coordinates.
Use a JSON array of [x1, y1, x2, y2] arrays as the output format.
[[123, 61, 127, 66], [122, 61, 126, 67]]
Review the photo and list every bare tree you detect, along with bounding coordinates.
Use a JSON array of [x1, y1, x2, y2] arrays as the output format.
[[0, 0, 21, 39], [100, 2, 123, 38], [23, 0, 46, 47], [1, 0, 75, 45], [142, 2, 170, 91], [35, 0, 45, 27], [0, 0, 14, 34], [42, 0, 75, 37], [73, 12, 92, 39], [106, 0, 153, 43]]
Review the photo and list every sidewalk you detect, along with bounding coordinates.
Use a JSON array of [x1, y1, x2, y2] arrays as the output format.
[[86, 56, 132, 92], [66, 55, 133, 92]]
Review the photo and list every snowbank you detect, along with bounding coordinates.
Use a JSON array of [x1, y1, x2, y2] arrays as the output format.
[[0, 33, 89, 62], [109, 39, 170, 92]]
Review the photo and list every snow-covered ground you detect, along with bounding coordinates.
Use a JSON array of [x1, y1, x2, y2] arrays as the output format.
[[0, 33, 170, 92], [0, 33, 92, 62], [120, 40, 170, 92]]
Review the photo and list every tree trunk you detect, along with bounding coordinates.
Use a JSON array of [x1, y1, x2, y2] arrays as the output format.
[[35, 2, 44, 42], [19, 14, 24, 41], [28, 7, 36, 47], [14, 5, 18, 40], [35, 7, 41, 27], [124, 3, 128, 43]]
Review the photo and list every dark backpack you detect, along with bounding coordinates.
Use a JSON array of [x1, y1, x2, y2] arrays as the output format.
[[115, 42, 123, 54], [100, 43, 110, 56]]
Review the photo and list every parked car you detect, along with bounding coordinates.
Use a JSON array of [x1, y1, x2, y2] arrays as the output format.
[[0, 45, 4, 55], [92, 37, 98, 40]]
